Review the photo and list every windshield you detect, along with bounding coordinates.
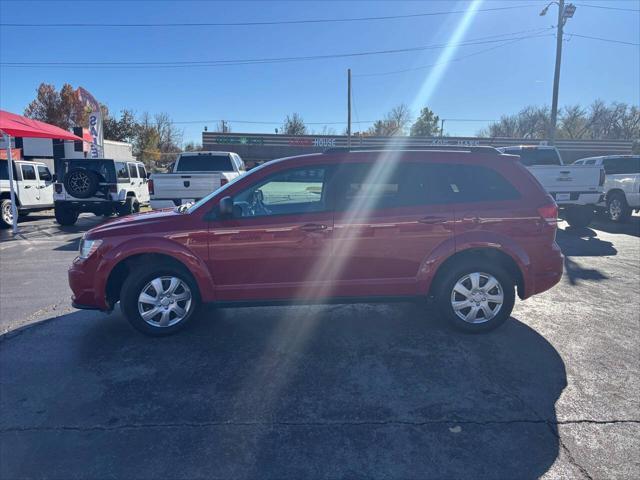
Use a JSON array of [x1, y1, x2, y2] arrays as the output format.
[[176, 154, 234, 172]]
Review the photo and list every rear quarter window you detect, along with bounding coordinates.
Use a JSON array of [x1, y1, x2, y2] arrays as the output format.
[[439, 164, 521, 203]]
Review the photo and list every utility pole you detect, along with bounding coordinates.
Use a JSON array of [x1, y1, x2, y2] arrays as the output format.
[[541, 1, 576, 144], [440, 119, 445, 138], [347, 68, 352, 149]]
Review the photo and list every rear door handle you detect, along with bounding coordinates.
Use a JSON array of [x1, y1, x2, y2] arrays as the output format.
[[418, 216, 446, 225], [300, 223, 328, 232], [24, 185, 31, 189]]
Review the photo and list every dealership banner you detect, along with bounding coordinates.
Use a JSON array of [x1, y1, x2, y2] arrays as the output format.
[[77, 87, 104, 158]]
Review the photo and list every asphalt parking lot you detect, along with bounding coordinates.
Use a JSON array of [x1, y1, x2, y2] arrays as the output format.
[[1, 211, 639, 479]]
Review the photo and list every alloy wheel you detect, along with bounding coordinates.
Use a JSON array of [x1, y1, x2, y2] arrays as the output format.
[[137, 276, 192, 328], [609, 198, 622, 221], [451, 272, 504, 324], [2, 201, 13, 225]]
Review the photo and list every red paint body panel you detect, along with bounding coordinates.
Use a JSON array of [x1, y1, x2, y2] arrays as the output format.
[[68, 150, 563, 310]]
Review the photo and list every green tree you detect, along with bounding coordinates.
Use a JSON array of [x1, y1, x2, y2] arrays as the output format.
[[410, 107, 440, 137], [103, 109, 138, 142]]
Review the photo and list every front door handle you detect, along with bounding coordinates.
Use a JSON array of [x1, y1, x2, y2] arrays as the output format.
[[300, 223, 328, 232], [418, 216, 446, 225], [24, 185, 32, 189]]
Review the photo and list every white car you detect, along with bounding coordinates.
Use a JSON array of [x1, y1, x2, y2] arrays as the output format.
[[498, 146, 604, 228], [1, 159, 54, 228], [574, 155, 640, 222], [53, 158, 150, 225], [149, 151, 245, 210]]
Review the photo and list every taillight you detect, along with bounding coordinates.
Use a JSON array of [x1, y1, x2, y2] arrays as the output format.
[[538, 203, 558, 227], [54, 183, 62, 194], [220, 178, 228, 187], [599, 168, 606, 186], [148, 179, 154, 195]]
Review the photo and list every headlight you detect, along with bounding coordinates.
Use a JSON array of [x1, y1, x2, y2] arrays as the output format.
[[78, 237, 102, 259]]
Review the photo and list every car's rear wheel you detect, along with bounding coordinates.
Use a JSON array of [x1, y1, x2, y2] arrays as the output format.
[[54, 206, 79, 226], [120, 264, 200, 336], [437, 262, 515, 333], [607, 192, 632, 223]]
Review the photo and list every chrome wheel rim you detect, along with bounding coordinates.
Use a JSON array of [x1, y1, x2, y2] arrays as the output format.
[[2, 201, 12, 224], [137, 276, 192, 328], [609, 199, 622, 220], [451, 272, 504, 324]]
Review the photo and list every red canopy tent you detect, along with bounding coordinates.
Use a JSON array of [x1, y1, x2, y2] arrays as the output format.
[[0, 109, 84, 233]]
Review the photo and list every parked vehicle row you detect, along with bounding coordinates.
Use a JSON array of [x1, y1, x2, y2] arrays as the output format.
[[573, 155, 640, 223], [68, 147, 564, 336]]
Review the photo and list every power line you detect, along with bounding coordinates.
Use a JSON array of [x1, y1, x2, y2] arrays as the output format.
[[0, 4, 538, 27], [565, 32, 640, 46], [173, 117, 498, 126], [355, 31, 552, 77], [0, 31, 553, 68], [574, 3, 640, 12]]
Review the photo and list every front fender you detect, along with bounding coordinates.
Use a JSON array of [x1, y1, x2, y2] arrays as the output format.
[[96, 237, 216, 303]]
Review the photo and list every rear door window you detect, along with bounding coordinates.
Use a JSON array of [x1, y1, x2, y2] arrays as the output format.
[[37, 165, 52, 181], [604, 157, 640, 174], [137, 165, 147, 179], [115, 162, 129, 180], [437, 164, 520, 203]]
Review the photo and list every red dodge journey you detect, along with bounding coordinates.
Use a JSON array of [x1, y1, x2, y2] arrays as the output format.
[[69, 148, 563, 335]]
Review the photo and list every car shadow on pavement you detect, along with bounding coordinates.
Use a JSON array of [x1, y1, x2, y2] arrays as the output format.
[[556, 227, 614, 286], [1, 304, 567, 479], [591, 215, 640, 238]]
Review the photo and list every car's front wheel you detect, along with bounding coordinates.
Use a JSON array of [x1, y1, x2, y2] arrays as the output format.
[[54, 206, 79, 226], [120, 264, 200, 336], [437, 262, 515, 333]]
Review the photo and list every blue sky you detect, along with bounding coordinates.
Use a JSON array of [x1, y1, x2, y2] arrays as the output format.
[[0, 0, 638, 144]]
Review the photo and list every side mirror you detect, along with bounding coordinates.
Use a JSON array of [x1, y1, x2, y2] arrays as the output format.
[[218, 196, 234, 218]]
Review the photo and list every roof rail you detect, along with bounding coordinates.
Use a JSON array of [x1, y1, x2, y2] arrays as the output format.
[[323, 145, 501, 155]]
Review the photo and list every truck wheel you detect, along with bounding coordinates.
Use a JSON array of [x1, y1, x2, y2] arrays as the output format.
[[607, 192, 632, 223], [437, 261, 515, 333], [54, 206, 79, 226], [1, 199, 14, 228], [120, 264, 201, 336], [564, 206, 595, 229]]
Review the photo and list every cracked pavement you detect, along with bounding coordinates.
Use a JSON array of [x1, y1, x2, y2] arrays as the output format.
[[1, 213, 639, 479]]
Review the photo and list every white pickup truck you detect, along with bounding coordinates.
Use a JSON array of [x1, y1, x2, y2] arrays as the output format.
[[498, 146, 605, 228], [1, 159, 54, 228], [149, 151, 246, 210], [574, 155, 640, 223]]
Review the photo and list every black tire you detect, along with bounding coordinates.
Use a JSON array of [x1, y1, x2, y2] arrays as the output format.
[[63, 168, 100, 199], [117, 197, 136, 217], [607, 192, 632, 223], [54, 206, 79, 226], [436, 261, 515, 333], [564, 206, 595, 229], [120, 263, 201, 336]]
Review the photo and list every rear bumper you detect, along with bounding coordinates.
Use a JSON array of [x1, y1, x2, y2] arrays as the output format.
[[523, 242, 563, 299], [551, 192, 602, 206]]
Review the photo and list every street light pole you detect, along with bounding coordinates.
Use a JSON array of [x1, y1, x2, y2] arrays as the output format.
[[347, 68, 352, 149], [541, 1, 576, 144]]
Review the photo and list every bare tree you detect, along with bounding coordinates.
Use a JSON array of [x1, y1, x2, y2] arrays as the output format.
[[368, 104, 412, 136], [282, 113, 307, 135]]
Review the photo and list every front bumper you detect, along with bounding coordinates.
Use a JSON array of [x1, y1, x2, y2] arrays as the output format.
[[68, 257, 109, 311]]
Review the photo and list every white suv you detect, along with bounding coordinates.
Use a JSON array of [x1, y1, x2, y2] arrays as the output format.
[[1, 160, 54, 228], [574, 155, 640, 222], [53, 158, 150, 225]]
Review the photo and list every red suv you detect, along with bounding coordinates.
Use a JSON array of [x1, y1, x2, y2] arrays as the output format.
[[69, 148, 563, 335]]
